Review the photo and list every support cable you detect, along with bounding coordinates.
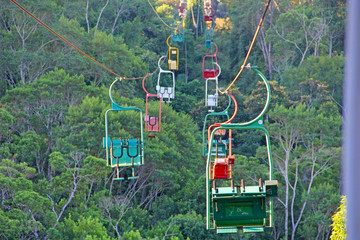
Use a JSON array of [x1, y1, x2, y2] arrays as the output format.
[[219, 0, 272, 94], [10, 0, 167, 81], [191, 3, 198, 28], [146, 0, 173, 29]]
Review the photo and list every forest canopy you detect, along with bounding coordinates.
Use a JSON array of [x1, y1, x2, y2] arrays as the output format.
[[0, 0, 344, 239]]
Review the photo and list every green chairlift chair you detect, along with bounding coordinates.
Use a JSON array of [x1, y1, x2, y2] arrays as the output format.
[[104, 78, 144, 180], [206, 65, 278, 234]]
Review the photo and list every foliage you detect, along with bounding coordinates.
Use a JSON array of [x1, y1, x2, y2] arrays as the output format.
[[330, 196, 346, 240], [0, 0, 345, 239]]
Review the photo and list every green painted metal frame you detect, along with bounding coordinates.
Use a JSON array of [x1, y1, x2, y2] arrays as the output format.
[[202, 93, 232, 156], [104, 77, 144, 178], [205, 66, 275, 231]]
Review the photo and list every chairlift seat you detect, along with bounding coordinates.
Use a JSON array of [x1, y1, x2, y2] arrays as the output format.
[[157, 86, 175, 101], [103, 137, 143, 167], [171, 32, 184, 42], [209, 143, 226, 156], [207, 94, 218, 107], [147, 117, 159, 132], [144, 115, 159, 132], [203, 69, 219, 78], [168, 47, 179, 70], [213, 158, 229, 179], [212, 186, 267, 228], [204, 16, 215, 22]]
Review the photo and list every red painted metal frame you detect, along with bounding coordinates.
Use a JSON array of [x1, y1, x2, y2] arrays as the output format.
[[203, 0, 215, 25], [207, 93, 238, 180], [142, 74, 162, 133], [204, 6, 215, 22], [202, 43, 219, 78]]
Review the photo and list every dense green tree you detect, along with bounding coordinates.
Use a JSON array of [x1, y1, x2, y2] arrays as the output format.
[[268, 103, 341, 239], [59, 215, 111, 240], [0, 0, 345, 239], [282, 55, 344, 107]]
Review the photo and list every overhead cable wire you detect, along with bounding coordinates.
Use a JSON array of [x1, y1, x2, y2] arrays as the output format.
[[9, 0, 167, 81], [146, 0, 173, 29], [191, 3, 198, 28], [219, 0, 272, 94]]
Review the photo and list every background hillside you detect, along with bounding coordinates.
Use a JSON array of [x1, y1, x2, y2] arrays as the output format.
[[0, 0, 345, 239]]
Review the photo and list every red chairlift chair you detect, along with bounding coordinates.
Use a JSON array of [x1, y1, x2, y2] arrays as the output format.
[[142, 74, 161, 138], [202, 43, 219, 78]]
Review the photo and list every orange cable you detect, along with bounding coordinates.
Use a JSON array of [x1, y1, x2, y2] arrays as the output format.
[[219, 0, 272, 94], [10, 0, 140, 80]]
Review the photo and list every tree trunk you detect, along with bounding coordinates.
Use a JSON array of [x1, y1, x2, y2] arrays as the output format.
[[284, 150, 290, 239], [86, 0, 90, 34], [94, 0, 110, 37], [185, 40, 188, 83]]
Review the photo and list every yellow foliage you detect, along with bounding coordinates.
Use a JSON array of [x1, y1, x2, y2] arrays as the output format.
[[214, 17, 232, 32], [330, 196, 346, 240]]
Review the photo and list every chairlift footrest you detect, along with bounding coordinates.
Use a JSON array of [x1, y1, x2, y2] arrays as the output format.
[[113, 177, 125, 181], [216, 227, 238, 234], [242, 226, 264, 233]]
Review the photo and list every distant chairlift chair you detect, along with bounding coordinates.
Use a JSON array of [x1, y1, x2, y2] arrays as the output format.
[[203, 0, 215, 29], [167, 35, 179, 71], [156, 56, 176, 103], [205, 25, 215, 48], [203, 43, 219, 79], [142, 73, 161, 138], [205, 62, 221, 112], [202, 93, 232, 156]]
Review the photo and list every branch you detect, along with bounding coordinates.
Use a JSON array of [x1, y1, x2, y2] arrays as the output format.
[[277, 197, 286, 208], [46, 193, 59, 220], [94, 0, 110, 37], [112, 4, 127, 34], [29, 209, 41, 240], [163, 219, 177, 240], [86, 0, 90, 34]]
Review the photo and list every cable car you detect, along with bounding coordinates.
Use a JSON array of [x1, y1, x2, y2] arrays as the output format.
[[205, 66, 278, 234], [156, 56, 176, 103], [203, 43, 219, 78], [172, 18, 184, 42], [203, 0, 215, 28], [178, 0, 187, 18], [142, 74, 161, 137], [202, 93, 232, 156], [104, 78, 144, 180], [171, 30, 184, 42], [205, 25, 215, 48], [205, 62, 221, 111], [167, 36, 179, 70]]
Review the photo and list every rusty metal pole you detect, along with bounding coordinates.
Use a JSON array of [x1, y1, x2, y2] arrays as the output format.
[[343, 0, 360, 239]]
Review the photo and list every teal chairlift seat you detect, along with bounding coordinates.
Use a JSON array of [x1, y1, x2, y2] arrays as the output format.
[[104, 78, 144, 180], [172, 14, 185, 42], [205, 23, 215, 48], [206, 65, 278, 234]]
